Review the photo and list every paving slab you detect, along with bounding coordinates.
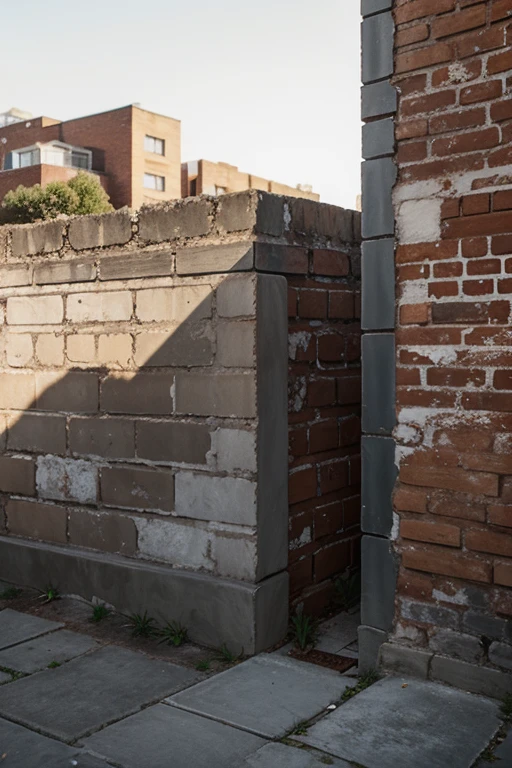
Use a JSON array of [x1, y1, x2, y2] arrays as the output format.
[[0, 671, 11, 684], [243, 742, 352, 767], [297, 676, 501, 768], [0, 716, 109, 767], [0, 645, 200, 742], [494, 725, 512, 764], [83, 703, 266, 768], [0, 608, 63, 650], [169, 653, 350, 738], [0, 629, 101, 673], [316, 611, 360, 654]]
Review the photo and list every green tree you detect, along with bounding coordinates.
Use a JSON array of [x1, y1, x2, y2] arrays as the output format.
[[1, 172, 113, 223]]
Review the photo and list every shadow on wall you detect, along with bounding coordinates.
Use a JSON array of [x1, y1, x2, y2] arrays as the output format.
[[0, 263, 289, 617]]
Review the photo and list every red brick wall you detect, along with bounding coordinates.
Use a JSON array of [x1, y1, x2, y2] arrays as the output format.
[[392, 0, 512, 666], [288, 248, 361, 615]]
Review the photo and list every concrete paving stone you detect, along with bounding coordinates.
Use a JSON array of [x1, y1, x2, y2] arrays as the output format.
[[316, 611, 360, 654], [494, 725, 512, 764], [0, 645, 199, 742], [169, 653, 350, 739], [0, 716, 110, 768], [0, 608, 63, 650], [0, 671, 11, 684], [297, 676, 501, 768], [0, 629, 101, 673], [243, 742, 352, 767], [83, 703, 266, 768]]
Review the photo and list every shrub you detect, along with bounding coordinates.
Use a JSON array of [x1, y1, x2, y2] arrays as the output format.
[[2, 172, 113, 223]]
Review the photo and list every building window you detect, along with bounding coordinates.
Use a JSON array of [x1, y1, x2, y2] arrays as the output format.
[[215, 186, 227, 196], [144, 135, 164, 155], [144, 173, 165, 191], [19, 149, 40, 168]]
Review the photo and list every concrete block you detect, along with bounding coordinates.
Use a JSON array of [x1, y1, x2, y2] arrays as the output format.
[[217, 190, 256, 232], [361, 238, 395, 330], [136, 284, 212, 323], [175, 472, 256, 525], [68, 509, 137, 555], [34, 259, 96, 285], [67, 291, 132, 323], [362, 0, 392, 14], [0, 629, 100, 673], [136, 517, 213, 569], [134, 329, 214, 367], [361, 535, 397, 632], [7, 413, 66, 454], [176, 242, 254, 275], [69, 416, 135, 459], [361, 81, 397, 120], [0, 536, 289, 654], [0, 265, 32, 287], [138, 199, 212, 242], [0, 456, 35, 495], [362, 157, 397, 239], [358, 625, 387, 673], [401, 599, 460, 630], [0, 645, 197, 743], [217, 273, 257, 317], [35, 334, 64, 366], [0, 608, 63, 651], [7, 295, 63, 325], [362, 435, 397, 536], [289, 198, 353, 241], [489, 641, 512, 671], [379, 643, 432, 678], [99, 249, 174, 281], [0, 373, 35, 410], [6, 499, 67, 544], [463, 611, 506, 640], [83, 704, 266, 768], [170, 654, 350, 739], [100, 373, 174, 415], [36, 455, 97, 505], [429, 629, 484, 663], [362, 333, 396, 435], [254, 243, 308, 274], [215, 428, 257, 472], [68, 211, 132, 250], [11, 221, 64, 257], [212, 534, 258, 581], [362, 12, 394, 84], [217, 321, 255, 367], [136, 421, 211, 464], [256, 191, 285, 236], [298, 676, 501, 768], [101, 465, 173, 512], [6, 333, 33, 367], [175, 372, 256, 418], [98, 333, 132, 367], [431, 655, 512, 698], [67, 334, 96, 363], [36, 371, 99, 412], [362, 118, 395, 160]]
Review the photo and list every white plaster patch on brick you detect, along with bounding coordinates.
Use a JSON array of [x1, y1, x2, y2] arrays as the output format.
[[390, 512, 400, 542], [175, 472, 257, 526], [394, 179, 443, 203], [400, 280, 429, 304], [406, 346, 458, 365], [397, 199, 442, 244], [290, 527, 312, 550], [135, 517, 213, 570], [494, 434, 512, 454], [289, 331, 311, 361], [394, 622, 425, 644], [290, 375, 307, 413], [283, 202, 292, 231], [448, 62, 473, 83], [433, 587, 469, 606], [394, 424, 422, 446], [451, 165, 512, 195], [395, 444, 415, 468], [214, 428, 257, 473], [36, 455, 97, 504]]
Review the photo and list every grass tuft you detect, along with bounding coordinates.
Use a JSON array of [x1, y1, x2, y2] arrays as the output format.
[[125, 611, 158, 638], [0, 587, 22, 600], [157, 620, 188, 647], [290, 610, 319, 651], [195, 659, 211, 672], [216, 643, 243, 664], [339, 669, 379, 704], [38, 584, 60, 603], [90, 604, 110, 623]]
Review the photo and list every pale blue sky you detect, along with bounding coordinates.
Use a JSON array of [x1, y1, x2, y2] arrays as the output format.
[[3, 0, 361, 208]]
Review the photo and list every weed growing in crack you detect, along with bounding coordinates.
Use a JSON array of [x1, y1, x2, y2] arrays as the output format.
[[333, 569, 361, 612], [290, 610, 319, 651], [292, 721, 309, 736], [195, 659, 211, 672], [339, 669, 379, 704], [501, 694, 512, 721], [0, 666, 24, 681], [158, 621, 188, 647], [125, 611, 158, 638], [0, 587, 22, 600], [47, 661, 61, 669], [90, 605, 110, 623], [38, 584, 60, 603], [216, 644, 243, 664]]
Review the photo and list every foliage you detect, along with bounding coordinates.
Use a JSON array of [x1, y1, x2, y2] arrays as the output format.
[[2, 172, 113, 223], [0, 587, 22, 600], [157, 621, 188, 647], [339, 669, 379, 704], [195, 659, 210, 672], [290, 610, 319, 651], [501, 694, 512, 720], [125, 611, 158, 638], [47, 661, 61, 669], [90, 604, 110, 623], [215, 644, 243, 664], [334, 569, 361, 612], [38, 584, 60, 603]]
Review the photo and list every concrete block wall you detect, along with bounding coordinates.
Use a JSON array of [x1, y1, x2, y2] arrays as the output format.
[[361, 0, 512, 697], [0, 191, 361, 652]]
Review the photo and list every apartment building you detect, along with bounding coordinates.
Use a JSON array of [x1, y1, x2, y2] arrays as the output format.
[[181, 159, 320, 201], [0, 106, 182, 209]]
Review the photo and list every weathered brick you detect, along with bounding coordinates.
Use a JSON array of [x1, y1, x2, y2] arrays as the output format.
[[312, 250, 350, 276], [6, 334, 33, 368], [0, 456, 35, 495], [101, 465, 174, 512], [217, 190, 257, 232], [138, 198, 212, 241], [6, 499, 67, 544], [34, 260, 96, 285], [99, 250, 174, 281], [216, 322, 255, 367], [216, 274, 256, 317], [69, 417, 135, 459], [68, 211, 132, 251], [402, 545, 492, 583], [254, 243, 308, 274], [0, 265, 32, 288], [36, 372, 98, 413], [176, 243, 253, 275], [67, 291, 132, 323], [7, 413, 66, 455], [466, 529, 512, 558], [495, 561, 512, 587], [401, 463, 499, 496], [7, 295, 63, 325], [100, 373, 174, 415], [67, 334, 96, 363], [35, 334, 64, 366], [134, 329, 213, 368], [36, 455, 97, 504], [136, 285, 212, 323], [136, 421, 211, 464], [98, 334, 132, 368], [11, 221, 64, 257], [401, 519, 461, 547], [68, 509, 137, 555], [0, 373, 35, 410], [174, 373, 256, 418]]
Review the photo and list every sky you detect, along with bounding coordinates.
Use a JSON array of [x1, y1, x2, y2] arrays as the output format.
[[2, 0, 361, 209]]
